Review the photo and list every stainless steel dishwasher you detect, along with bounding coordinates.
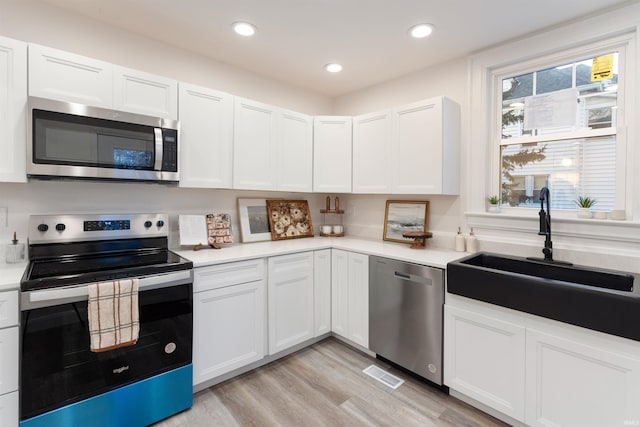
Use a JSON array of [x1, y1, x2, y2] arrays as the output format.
[[369, 256, 444, 385]]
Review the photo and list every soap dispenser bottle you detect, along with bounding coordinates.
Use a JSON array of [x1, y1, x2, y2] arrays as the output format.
[[466, 227, 478, 253], [455, 227, 466, 252]]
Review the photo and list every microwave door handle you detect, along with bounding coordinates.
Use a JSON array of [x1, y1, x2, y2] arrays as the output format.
[[154, 128, 163, 171]]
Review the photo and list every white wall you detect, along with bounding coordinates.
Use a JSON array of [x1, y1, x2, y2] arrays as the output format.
[[332, 57, 469, 245]]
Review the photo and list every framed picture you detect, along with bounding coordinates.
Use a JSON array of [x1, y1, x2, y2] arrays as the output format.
[[266, 200, 314, 240], [237, 198, 272, 243], [383, 200, 430, 243]]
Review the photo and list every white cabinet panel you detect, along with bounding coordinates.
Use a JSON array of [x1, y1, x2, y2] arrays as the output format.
[[194, 259, 264, 293], [113, 66, 178, 119], [444, 304, 526, 422], [526, 328, 640, 427], [233, 97, 278, 190], [0, 36, 27, 183], [0, 327, 18, 396], [331, 249, 369, 348], [193, 280, 265, 385], [178, 83, 233, 188], [268, 253, 314, 354], [352, 110, 391, 193], [391, 97, 460, 194], [277, 110, 313, 192], [0, 391, 18, 427], [0, 291, 18, 329], [313, 116, 352, 193], [28, 44, 113, 107], [313, 249, 332, 336]]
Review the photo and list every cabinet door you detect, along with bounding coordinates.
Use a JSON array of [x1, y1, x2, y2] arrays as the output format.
[[233, 97, 278, 190], [0, 291, 18, 329], [352, 110, 391, 193], [313, 116, 352, 193], [193, 280, 265, 385], [526, 328, 640, 427], [314, 249, 332, 337], [0, 391, 18, 427], [346, 252, 369, 348], [444, 305, 526, 422], [277, 109, 313, 192], [0, 327, 18, 395], [331, 249, 349, 338], [0, 36, 27, 183], [28, 44, 113, 107], [113, 66, 178, 119], [178, 83, 233, 188], [268, 253, 314, 355]]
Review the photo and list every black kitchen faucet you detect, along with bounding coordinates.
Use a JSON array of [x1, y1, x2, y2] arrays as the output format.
[[538, 186, 553, 261]]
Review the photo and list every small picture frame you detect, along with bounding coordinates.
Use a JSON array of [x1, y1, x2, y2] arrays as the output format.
[[237, 198, 272, 243], [266, 200, 314, 240], [383, 200, 430, 243]]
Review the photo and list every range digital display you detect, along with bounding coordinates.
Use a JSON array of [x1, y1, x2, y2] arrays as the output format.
[[84, 220, 131, 231]]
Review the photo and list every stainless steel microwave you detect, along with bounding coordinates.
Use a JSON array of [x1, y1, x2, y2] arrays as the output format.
[[27, 97, 179, 182]]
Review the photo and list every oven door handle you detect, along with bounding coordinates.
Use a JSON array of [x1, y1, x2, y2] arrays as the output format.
[[23, 270, 192, 308]]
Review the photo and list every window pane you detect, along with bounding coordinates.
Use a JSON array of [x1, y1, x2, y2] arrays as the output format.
[[500, 136, 616, 210], [536, 64, 572, 95]]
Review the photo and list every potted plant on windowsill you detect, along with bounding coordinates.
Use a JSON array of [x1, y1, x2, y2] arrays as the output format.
[[487, 195, 501, 213], [575, 195, 597, 218]]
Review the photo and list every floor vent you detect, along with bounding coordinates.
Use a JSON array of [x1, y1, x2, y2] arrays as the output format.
[[363, 365, 404, 389]]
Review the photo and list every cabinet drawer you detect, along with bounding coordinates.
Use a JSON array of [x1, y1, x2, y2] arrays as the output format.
[[0, 291, 18, 329], [194, 259, 265, 293]]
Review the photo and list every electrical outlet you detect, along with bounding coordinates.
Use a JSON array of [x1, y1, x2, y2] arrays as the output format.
[[0, 207, 7, 229], [348, 207, 356, 217]]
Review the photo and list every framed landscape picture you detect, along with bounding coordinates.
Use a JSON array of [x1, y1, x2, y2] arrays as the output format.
[[266, 199, 314, 240], [383, 200, 430, 243], [237, 198, 272, 243]]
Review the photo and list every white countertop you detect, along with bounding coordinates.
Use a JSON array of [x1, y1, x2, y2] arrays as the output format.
[[0, 261, 27, 292], [174, 236, 467, 269]]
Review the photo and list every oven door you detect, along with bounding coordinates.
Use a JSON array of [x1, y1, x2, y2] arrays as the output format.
[[27, 97, 179, 182], [20, 272, 192, 420]]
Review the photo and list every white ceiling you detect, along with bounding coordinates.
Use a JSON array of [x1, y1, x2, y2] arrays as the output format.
[[42, 0, 632, 97]]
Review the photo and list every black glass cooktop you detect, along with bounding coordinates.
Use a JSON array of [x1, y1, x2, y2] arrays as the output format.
[[21, 249, 192, 292]]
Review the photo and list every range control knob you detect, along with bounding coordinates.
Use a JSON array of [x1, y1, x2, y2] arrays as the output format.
[[156, 220, 165, 228], [144, 221, 153, 228], [37, 223, 49, 232], [55, 223, 66, 232]]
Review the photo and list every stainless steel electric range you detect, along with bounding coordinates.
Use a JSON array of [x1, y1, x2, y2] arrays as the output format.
[[19, 213, 193, 427]]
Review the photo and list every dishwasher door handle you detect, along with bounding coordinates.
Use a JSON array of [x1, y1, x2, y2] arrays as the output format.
[[394, 271, 433, 286]]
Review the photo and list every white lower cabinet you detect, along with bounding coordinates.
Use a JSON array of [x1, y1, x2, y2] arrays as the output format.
[[525, 328, 640, 427], [193, 260, 266, 386], [445, 299, 640, 427], [444, 304, 526, 422], [313, 249, 332, 336], [267, 252, 314, 355], [0, 391, 18, 427], [331, 250, 369, 348]]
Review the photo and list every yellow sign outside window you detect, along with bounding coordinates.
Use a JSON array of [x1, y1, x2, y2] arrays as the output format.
[[591, 54, 614, 81]]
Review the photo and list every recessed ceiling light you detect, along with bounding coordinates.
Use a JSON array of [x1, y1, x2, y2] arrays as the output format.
[[233, 22, 256, 37], [409, 23, 434, 39], [325, 63, 343, 73]]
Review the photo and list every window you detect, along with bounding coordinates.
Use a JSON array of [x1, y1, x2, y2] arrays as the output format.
[[498, 53, 620, 211]]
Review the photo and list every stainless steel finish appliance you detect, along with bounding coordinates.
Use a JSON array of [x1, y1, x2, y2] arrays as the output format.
[[369, 256, 445, 384], [27, 97, 179, 182], [20, 213, 193, 427]]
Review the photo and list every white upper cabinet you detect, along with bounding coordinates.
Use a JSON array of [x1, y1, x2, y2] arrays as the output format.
[[28, 44, 113, 108], [233, 97, 313, 192], [28, 44, 178, 118], [0, 36, 27, 183], [391, 96, 460, 195], [113, 66, 178, 119], [277, 109, 313, 192], [178, 83, 233, 188], [313, 116, 352, 193], [352, 110, 392, 194], [233, 97, 279, 190]]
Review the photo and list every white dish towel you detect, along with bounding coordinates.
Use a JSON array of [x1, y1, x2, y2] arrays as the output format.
[[88, 279, 140, 352]]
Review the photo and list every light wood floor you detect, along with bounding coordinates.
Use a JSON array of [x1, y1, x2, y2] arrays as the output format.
[[155, 337, 509, 427]]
